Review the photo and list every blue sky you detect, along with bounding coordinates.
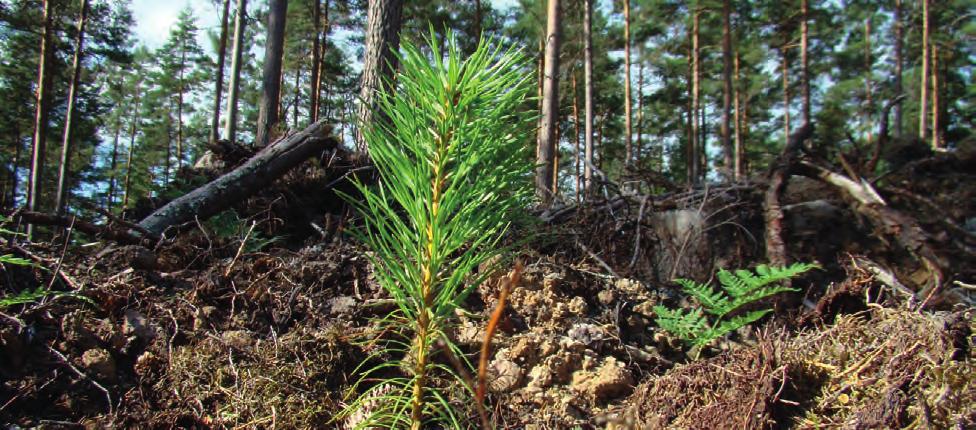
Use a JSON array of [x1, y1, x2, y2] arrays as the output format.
[[131, 0, 521, 49]]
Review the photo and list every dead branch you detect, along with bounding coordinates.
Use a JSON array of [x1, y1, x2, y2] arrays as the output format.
[[764, 123, 815, 267], [15, 211, 145, 245], [138, 121, 339, 236]]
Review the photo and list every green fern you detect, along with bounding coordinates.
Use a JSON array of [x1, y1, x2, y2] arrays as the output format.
[[654, 262, 818, 355]]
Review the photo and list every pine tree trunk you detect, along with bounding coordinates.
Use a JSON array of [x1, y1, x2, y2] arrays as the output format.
[[536, 0, 561, 206], [893, 0, 903, 136], [864, 18, 874, 145], [931, 44, 940, 149], [690, 10, 700, 185], [309, 0, 327, 122], [255, 0, 289, 148], [474, 0, 482, 39], [8, 129, 21, 209], [224, 0, 247, 143], [27, 0, 55, 238], [209, 0, 231, 145], [623, 0, 632, 166], [733, 49, 742, 181], [782, 45, 791, 145], [800, 0, 811, 124], [292, 67, 300, 128], [123, 81, 141, 213], [54, 0, 90, 215], [919, 0, 928, 140], [583, 0, 594, 197], [107, 109, 123, 210], [572, 71, 581, 204], [176, 48, 186, 171], [720, 0, 733, 180], [357, 0, 403, 151], [636, 58, 644, 166]]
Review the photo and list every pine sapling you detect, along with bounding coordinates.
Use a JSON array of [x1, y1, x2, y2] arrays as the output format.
[[338, 31, 534, 429]]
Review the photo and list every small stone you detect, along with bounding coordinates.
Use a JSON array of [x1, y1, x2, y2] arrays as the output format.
[[80, 348, 116, 382], [597, 289, 616, 306], [328, 296, 357, 315], [123, 309, 155, 342], [488, 359, 523, 392], [571, 357, 633, 401], [632, 300, 657, 318], [221, 330, 253, 349]]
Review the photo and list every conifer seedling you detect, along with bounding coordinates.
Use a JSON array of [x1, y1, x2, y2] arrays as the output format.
[[337, 32, 534, 429]]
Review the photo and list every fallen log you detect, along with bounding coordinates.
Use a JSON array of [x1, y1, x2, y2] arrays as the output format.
[[139, 121, 339, 236]]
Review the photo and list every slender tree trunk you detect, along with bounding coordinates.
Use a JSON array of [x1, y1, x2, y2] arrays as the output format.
[[54, 0, 90, 215], [209, 0, 231, 145], [225, 0, 247, 143], [164, 104, 173, 185], [536, 0, 561, 206], [27, 0, 55, 238], [782, 45, 791, 145], [690, 10, 701, 185], [864, 18, 873, 145], [572, 70, 581, 204], [357, 0, 404, 151], [123, 81, 141, 213], [309, 0, 322, 122], [741, 76, 750, 176], [176, 49, 186, 171], [583, 0, 594, 196], [931, 44, 940, 149], [107, 110, 123, 210], [919, 0, 928, 140], [636, 59, 644, 166], [292, 67, 300, 128], [536, 37, 543, 160], [474, 0, 482, 39], [256, 0, 288, 148], [733, 49, 743, 181], [720, 0, 733, 180], [623, 0, 632, 166], [893, 0, 903, 136], [9, 130, 21, 208], [686, 29, 694, 185], [800, 0, 810, 124]]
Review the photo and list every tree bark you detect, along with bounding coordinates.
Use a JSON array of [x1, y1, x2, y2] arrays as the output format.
[[27, 0, 55, 238], [583, 0, 594, 197], [309, 0, 325, 122], [572, 70, 581, 204], [107, 106, 123, 211], [138, 121, 338, 235], [123, 81, 141, 213], [536, 0, 561, 206], [209, 0, 232, 145], [636, 58, 644, 165], [54, 0, 90, 215], [224, 0, 247, 143], [356, 0, 403, 151], [690, 10, 700, 185], [781, 45, 791, 145], [176, 48, 186, 171], [930, 44, 939, 149], [919, 0, 928, 141], [255, 0, 288, 148], [720, 0, 733, 180], [893, 0, 903, 136], [623, 0, 632, 167], [733, 48, 742, 181], [864, 18, 873, 145], [800, 0, 810, 124]]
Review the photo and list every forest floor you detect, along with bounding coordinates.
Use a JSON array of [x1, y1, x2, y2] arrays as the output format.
[[2, 147, 975, 429]]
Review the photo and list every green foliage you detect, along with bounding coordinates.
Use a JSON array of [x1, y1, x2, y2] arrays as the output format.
[[654, 263, 819, 354], [338, 31, 533, 429], [0, 285, 95, 309]]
